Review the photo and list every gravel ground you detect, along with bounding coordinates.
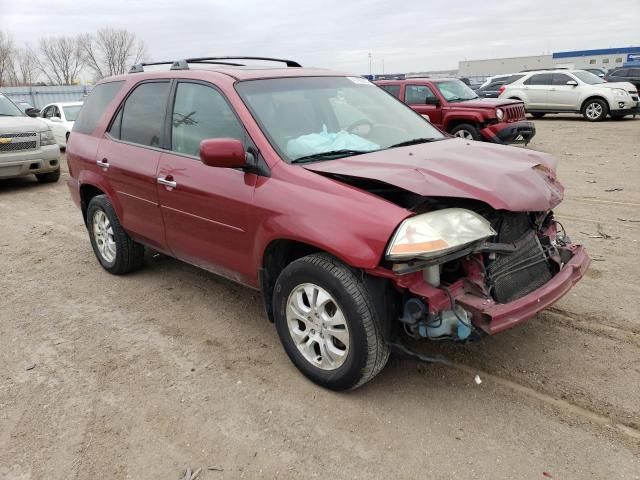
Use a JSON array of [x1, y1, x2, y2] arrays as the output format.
[[1, 116, 639, 479]]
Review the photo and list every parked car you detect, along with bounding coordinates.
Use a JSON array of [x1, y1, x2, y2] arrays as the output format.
[[40, 101, 83, 147], [584, 68, 606, 78], [0, 93, 61, 183], [499, 69, 639, 121], [476, 74, 526, 98], [375, 78, 535, 144], [604, 66, 640, 91], [67, 56, 590, 390]]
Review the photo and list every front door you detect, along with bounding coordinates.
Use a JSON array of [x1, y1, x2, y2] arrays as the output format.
[[547, 73, 581, 110], [405, 84, 443, 126], [156, 81, 256, 284]]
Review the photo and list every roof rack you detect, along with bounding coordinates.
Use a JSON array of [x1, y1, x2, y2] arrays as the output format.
[[129, 56, 301, 73]]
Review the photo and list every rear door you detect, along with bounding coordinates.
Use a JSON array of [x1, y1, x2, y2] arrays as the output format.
[[404, 84, 442, 125], [156, 80, 256, 283], [95, 80, 170, 250], [522, 73, 554, 109]]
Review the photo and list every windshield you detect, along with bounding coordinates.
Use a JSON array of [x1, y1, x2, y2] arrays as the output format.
[[63, 105, 82, 121], [0, 95, 25, 117], [235, 76, 445, 163], [434, 80, 479, 101], [573, 71, 605, 85]]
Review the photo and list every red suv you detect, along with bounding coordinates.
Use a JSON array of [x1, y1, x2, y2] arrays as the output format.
[[67, 57, 589, 390], [375, 78, 536, 144]]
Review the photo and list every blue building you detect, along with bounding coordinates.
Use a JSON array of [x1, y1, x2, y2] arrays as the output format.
[[552, 47, 640, 70]]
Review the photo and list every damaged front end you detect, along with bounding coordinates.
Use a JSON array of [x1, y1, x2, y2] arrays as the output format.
[[369, 204, 590, 342]]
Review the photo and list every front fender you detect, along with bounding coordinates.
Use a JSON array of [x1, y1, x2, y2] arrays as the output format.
[[443, 112, 485, 130]]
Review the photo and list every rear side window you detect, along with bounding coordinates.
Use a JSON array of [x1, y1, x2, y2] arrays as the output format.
[[380, 85, 401, 98], [73, 81, 124, 135], [405, 85, 436, 104], [171, 82, 244, 157], [524, 73, 553, 85], [113, 81, 170, 148], [504, 74, 525, 85]]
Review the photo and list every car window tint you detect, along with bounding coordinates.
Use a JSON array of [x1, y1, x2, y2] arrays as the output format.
[[552, 74, 572, 85], [120, 81, 170, 148], [42, 106, 51, 118], [171, 82, 244, 157], [380, 85, 401, 98], [524, 73, 553, 85], [405, 85, 436, 104], [73, 81, 124, 135], [504, 74, 525, 85], [487, 80, 505, 89]]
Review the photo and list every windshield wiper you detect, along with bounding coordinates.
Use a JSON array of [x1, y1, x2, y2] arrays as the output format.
[[291, 149, 370, 164], [387, 138, 441, 149]]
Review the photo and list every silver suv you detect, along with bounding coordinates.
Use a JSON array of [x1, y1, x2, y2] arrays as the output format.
[[499, 70, 639, 121], [0, 94, 61, 182]]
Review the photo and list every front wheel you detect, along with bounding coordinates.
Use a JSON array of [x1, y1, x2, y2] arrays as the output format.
[[87, 195, 145, 275], [273, 253, 389, 390], [582, 98, 608, 121], [450, 123, 481, 141], [530, 112, 546, 119]]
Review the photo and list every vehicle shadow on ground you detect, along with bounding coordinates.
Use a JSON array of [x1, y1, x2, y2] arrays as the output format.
[[0, 176, 53, 194], [528, 115, 639, 122]]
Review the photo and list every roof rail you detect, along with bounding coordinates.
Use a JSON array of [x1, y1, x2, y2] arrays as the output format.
[[519, 67, 569, 72], [128, 56, 301, 73]]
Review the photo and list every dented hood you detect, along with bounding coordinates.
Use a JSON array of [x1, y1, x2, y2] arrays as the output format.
[[304, 138, 564, 212]]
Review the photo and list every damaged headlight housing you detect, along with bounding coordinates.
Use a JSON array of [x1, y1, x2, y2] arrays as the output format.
[[40, 129, 56, 146], [386, 208, 496, 261]]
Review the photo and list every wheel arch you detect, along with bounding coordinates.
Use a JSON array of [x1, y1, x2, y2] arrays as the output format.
[[580, 95, 610, 112]]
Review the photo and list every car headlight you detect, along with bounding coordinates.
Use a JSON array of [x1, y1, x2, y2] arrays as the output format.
[[496, 108, 504, 121], [386, 208, 496, 261], [613, 88, 628, 97], [40, 129, 56, 146]]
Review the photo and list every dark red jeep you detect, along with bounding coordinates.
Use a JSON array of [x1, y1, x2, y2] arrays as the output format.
[[67, 57, 588, 391], [375, 78, 536, 144]]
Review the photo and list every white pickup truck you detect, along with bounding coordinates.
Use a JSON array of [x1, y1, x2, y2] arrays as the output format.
[[0, 94, 61, 183]]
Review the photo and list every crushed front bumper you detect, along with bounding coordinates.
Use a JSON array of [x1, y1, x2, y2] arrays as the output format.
[[481, 120, 536, 145], [457, 245, 591, 334]]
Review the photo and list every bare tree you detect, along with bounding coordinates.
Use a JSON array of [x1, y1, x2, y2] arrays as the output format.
[[0, 31, 16, 87], [15, 46, 39, 85], [82, 28, 147, 80], [38, 35, 84, 85]]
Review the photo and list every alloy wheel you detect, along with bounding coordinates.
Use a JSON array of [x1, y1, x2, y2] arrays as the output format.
[[454, 129, 474, 139], [92, 209, 116, 263], [585, 102, 603, 120], [286, 283, 350, 370]]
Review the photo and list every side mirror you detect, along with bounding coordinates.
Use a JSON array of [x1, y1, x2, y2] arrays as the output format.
[[425, 97, 441, 106], [199, 138, 246, 168], [25, 108, 40, 117], [566, 80, 578, 86]]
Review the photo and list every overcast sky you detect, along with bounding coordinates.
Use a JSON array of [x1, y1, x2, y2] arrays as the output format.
[[2, 0, 638, 74]]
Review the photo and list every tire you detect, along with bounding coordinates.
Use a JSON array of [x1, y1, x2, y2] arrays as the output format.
[[273, 253, 389, 391], [450, 123, 481, 141], [582, 98, 608, 122], [86, 195, 145, 275], [530, 112, 546, 118], [35, 168, 60, 183]]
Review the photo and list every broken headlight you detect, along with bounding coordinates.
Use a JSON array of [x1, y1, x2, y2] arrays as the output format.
[[386, 208, 496, 261]]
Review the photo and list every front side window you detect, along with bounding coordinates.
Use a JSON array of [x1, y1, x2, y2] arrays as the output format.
[[433, 80, 478, 101], [405, 85, 437, 104], [572, 71, 605, 85], [171, 82, 244, 157], [117, 81, 170, 147], [552, 74, 572, 85], [236, 76, 445, 163], [74, 81, 124, 135]]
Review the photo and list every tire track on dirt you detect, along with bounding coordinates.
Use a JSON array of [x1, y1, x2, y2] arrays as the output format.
[[542, 308, 640, 345]]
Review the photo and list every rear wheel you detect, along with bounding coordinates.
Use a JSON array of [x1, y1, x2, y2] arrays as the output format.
[[273, 253, 389, 390], [87, 195, 145, 275], [582, 98, 608, 121], [530, 112, 546, 118], [450, 123, 481, 141], [35, 168, 60, 183]]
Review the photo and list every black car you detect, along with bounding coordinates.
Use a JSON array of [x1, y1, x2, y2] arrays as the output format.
[[604, 67, 640, 90], [475, 74, 526, 98]]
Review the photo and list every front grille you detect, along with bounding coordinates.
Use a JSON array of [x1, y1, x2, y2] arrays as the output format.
[[485, 212, 553, 303], [0, 141, 37, 153], [0, 132, 38, 153], [503, 104, 526, 122]]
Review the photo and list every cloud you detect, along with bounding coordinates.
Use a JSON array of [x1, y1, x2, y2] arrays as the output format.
[[2, 0, 638, 74]]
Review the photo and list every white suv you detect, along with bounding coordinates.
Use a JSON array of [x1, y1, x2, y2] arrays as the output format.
[[499, 70, 639, 121]]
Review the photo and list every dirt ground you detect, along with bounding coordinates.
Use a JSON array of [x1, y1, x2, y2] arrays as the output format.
[[1, 116, 639, 480]]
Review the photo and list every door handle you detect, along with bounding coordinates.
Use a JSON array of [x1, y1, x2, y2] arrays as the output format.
[[96, 158, 110, 170], [157, 176, 177, 188]]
